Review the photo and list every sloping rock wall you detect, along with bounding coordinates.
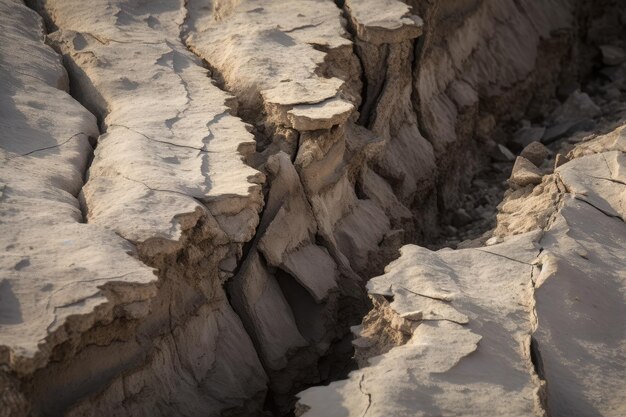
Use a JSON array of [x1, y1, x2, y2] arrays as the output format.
[[296, 118, 626, 417]]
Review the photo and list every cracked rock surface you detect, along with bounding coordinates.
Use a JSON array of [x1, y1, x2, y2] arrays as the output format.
[[298, 231, 546, 417], [1, 0, 626, 416], [2, 0, 266, 416], [296, 122, 626, 417], [0, 0, 159, 382]]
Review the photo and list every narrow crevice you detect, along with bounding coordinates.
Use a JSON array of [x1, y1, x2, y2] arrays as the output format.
[[178, 6, 374, 414], [331, 0, 370, 125], [530, 336, 545, 381], [586, 173, 626, 187], [358, 374, 372, 417], [527, 249, 549, 414], [24, 5, 103, 226], [359, 46, 391, 127], [530, 333, 549, 415], [11, 1, 626, 416]]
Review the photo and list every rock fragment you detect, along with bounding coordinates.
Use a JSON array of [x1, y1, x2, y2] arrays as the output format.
[[344, 0, 423, 44], [551, 90, 601, 124], [520, 141, 550, 167], [600, 45, 626, 66], [554, 153, 569, 168], [512, 126, 546, 149], [510, 156, 543, 186]]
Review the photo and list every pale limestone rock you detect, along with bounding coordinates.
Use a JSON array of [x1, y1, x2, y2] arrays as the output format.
[[344, 0, 423, 44], [280, 245, 338, 303], [298, 233, 545, 417], [4, 0, 269, 415], [568, 124, 626, 158], [298, 122, 626, 417], [0, 0, 156, 377], [510, 156, 544, 186], [262, 78, 345, 108], [557, 151, 626, 220], [287, 98, 355, 131], [185, 0, 353, 113], [534, 197, 626, 417], [46, 24, 264, 245]]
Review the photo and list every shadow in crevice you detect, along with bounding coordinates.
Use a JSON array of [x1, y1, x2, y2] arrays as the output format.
[[0, 280, 23, 325]]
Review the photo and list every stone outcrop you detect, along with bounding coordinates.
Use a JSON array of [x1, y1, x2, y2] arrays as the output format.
[[298, 232, 545, 416], [2, 0, 624, 416], [296, 122, 626, 417], [2, 0, 266, 415]]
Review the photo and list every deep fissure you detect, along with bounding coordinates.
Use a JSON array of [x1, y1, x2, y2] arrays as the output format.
[[6, 0, 626, 416]]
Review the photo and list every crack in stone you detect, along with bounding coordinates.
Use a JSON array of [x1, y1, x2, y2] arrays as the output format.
[[358, 373, 372, 417], [475, 248, 536, 266], [574, 196, 625, 224], [108, 123, 215, 153], [117, 174, 207, 206], [11, 70, 50, 85], [82, 31, 162, 46], [601, 153, 615, 178], [396, 285, 452, 302], [586, 173, 626, 187], [421, 317, 469, 325], [280, 22, 323, 33], [7, 132, 88, 159]]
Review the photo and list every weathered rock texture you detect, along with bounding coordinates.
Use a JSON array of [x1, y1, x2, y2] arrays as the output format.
[[296, 123, 626, 416], [2, 0, 266, 416], [1, 0, 624, 416]]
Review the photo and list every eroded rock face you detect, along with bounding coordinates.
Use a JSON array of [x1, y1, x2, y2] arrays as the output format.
[[2, 0, 622, 416], [298, 231, 546, 417], [296, 122, 626, 416], [2, 0, 266, 416]]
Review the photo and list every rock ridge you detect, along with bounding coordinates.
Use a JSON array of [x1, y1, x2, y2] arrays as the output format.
[[2, 0, 623, 416]]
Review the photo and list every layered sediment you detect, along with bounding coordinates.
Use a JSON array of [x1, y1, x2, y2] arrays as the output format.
[[1, 0, 625, 416], [297, 123, 626, 417]]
